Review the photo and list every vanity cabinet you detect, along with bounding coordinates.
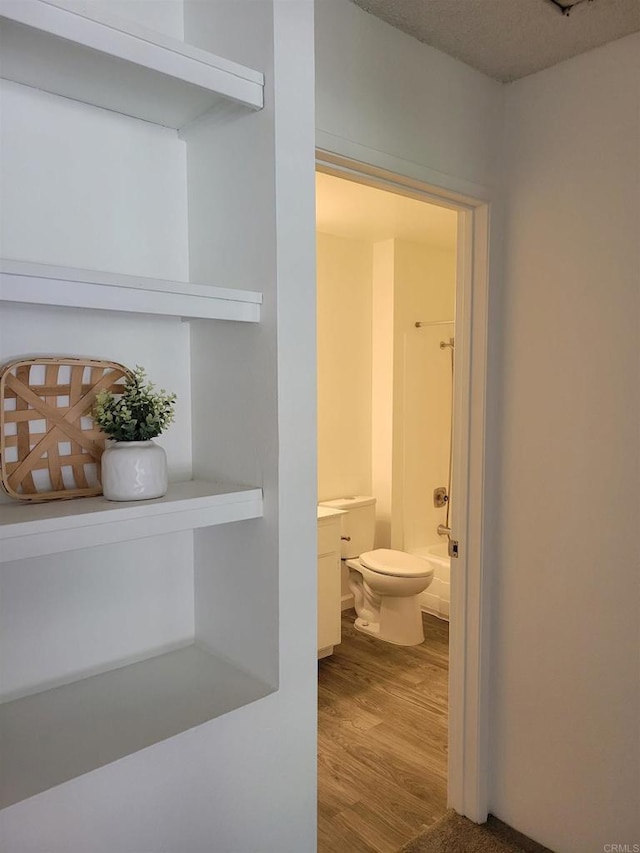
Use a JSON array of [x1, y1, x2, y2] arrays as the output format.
[[317, 507, 345, 658]]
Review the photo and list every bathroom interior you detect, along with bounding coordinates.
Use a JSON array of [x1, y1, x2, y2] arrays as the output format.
[[315, 170, 459, 850]]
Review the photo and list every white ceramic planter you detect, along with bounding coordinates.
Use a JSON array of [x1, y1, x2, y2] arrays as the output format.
[[101, 440, 168, 501]]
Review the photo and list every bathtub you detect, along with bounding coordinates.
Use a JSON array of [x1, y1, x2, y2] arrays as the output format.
[[410, 542, 450, 620]]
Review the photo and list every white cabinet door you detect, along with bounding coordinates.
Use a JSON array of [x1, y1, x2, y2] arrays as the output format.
[[317, 553, 341, 655]]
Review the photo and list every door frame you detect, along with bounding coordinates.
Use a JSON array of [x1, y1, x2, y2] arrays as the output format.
[[315, 147, 492, 823]]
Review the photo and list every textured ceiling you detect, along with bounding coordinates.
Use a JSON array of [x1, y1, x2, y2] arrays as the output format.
[[350, 0, 640, 82], [316, 172, 457, 249]]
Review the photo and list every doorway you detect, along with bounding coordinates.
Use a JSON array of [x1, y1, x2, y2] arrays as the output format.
[[315, 152, 491, 834]]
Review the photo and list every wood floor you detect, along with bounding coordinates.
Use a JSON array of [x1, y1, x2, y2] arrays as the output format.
[[318, 609, 449, 853]]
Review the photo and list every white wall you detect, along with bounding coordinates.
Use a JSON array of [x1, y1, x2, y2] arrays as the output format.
[[89, 0, 184, 38], [0, 535, 194, 701], [317, 232, 372, 501], [492, 34, 640, 852], [316, 0, 504, 194], [0, 79, 188, 281], [46, 0, 185, 39]]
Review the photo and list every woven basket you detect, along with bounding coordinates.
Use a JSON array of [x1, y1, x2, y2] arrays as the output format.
[[0, 357, 131, 502]]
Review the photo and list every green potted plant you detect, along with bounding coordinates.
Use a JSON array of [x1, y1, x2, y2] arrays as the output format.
[[94, 365, 176, 501]]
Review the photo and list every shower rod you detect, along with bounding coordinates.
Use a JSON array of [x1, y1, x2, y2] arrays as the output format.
[[414, 320, 454, 328]]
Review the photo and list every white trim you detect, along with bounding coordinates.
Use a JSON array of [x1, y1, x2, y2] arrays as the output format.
[[0, 259, 261, 322], [448, 205, 491, 823], [316, 146, 492, 823], [316, 134, 492, 204]]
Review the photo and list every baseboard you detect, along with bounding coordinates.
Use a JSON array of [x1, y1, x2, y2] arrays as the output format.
[[420, 603, 450, 622], [341, 593, 354, 611]]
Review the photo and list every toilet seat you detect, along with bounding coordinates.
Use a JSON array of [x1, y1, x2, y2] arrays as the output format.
[[359, 548, 433, 579]]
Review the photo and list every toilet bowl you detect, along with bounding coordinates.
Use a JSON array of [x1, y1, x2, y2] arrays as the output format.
[[346, 548, 434, 646], [318, 496, 434, 647]]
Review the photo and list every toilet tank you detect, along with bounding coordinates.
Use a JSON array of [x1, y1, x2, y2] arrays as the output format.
[[318, 496, 376, 559]]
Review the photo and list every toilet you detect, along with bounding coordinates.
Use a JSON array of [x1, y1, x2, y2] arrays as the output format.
[[318, 496, 434, 646]]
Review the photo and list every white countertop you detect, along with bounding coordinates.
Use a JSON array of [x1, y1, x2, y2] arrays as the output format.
[[317, 506, 347, 520]]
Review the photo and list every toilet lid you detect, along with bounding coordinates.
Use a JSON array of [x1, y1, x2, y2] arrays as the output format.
[[359, 549, 434, 578]]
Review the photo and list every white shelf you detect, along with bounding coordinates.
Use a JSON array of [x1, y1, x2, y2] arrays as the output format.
[[0, 260, 262, 322], [0, 480, 263, 562], [0, 0, 264, 128], [0, 643, 275, 809]]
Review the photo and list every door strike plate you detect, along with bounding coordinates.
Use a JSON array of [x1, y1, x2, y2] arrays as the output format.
[[448, 539, 459, 559], [433, 486, 448, 508]]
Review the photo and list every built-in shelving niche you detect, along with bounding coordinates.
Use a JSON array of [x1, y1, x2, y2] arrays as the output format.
[[0, 643, 273, 810], [0, 0, 264, 128], [0, 0, 274, 810]]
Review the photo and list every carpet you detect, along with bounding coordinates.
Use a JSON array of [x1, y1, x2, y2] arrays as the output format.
[[400, 810, 554, 853]]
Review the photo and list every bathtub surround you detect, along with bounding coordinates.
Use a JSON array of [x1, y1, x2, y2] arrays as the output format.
[[401, 321, 455, 557], [415, 542, 451, 620], [402, 319, 455, 619], [372, 240, 456, 553]]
